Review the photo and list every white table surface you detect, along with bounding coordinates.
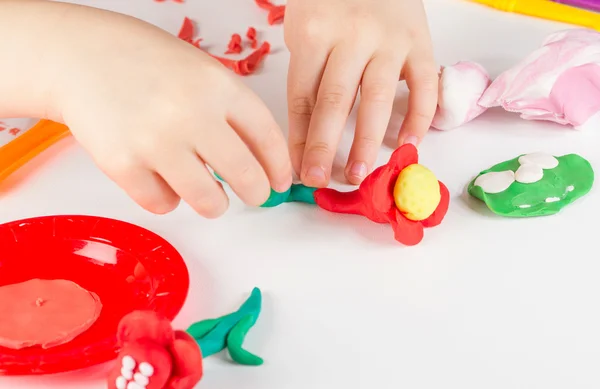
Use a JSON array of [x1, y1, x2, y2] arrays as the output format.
[[2, 1, 600, 388]]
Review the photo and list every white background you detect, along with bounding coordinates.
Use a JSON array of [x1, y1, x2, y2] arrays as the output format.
[[2, 0, 600, 388]]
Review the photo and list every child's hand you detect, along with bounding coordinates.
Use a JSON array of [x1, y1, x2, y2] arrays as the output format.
[[51, 6, 292, 217], [284, 0, 438, 186]]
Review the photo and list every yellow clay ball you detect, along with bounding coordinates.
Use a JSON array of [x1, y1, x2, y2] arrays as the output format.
[[394, 164, 441, 221]]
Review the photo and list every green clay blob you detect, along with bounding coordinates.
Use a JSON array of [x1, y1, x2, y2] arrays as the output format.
[[214, 172, 316, 207], [468, 153, 594, 217]]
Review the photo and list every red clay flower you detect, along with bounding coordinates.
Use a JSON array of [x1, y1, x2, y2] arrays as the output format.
[[107, 311, 203, 389], [314, 144, 449, 246]]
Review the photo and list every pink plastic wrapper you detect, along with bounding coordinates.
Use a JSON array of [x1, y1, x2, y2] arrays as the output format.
[[431, 61, 491, 130], [479, 29, 600, 130]]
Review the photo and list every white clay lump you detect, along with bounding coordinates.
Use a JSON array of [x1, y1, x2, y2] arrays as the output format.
[[518, 152, 559, 169], [474, 170, 515, 193], [515, 163, 544, 184]]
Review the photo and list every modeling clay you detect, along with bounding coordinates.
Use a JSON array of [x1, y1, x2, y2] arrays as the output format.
[[468, 152, 594, 217], [226, 34, 243, 54], [214, 172, 316, 206], [187, 287, 263, 365], [431, 61, 491, 130], [313, 144, 450, 246], [246, 27, 258, 49], [107, 311, 203, 389], [255, 0, 286, 25], [0, 279, 102, 349], [479, 29, 600, 130], [177, 18, 270, 76]]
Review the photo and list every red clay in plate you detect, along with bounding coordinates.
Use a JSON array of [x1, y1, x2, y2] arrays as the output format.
[[0, 215, 189, 375]]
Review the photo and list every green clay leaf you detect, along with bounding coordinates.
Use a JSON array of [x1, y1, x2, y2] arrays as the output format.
[[186, 288, 263, 364], [468, 153, 594, 217], [186, 318, 223, 339], [226, 314, 264, 366]]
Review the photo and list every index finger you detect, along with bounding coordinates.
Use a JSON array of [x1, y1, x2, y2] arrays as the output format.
[[227, 85, 293, 193], [397, 51, 439, 146]]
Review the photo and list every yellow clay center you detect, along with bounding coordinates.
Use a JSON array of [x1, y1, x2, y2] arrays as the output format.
[[393, 164, 441, 221]]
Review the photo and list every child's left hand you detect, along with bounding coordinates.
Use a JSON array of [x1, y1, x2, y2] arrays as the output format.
[[284, 0, 438, 187]]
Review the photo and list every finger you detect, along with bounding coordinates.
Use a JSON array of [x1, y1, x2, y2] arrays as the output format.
[[156, 151, 229, 219], [286, 47, 330, 176], [397, 50, 439, 146], [227, 86, 293, 193], [301, 44, 370, 187], [101, 157, 180, 214], [197, 125, 270, 207], [346, 53, 404, 184]]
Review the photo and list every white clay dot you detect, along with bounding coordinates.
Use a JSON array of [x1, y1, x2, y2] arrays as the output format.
[[126, 382, 144, 389], [518, 152, 558, 169], [115, 376, 128, 389], [134, 372, 150, 387], [474, 170, 515, 194], [121, 355, 136, 370], [139, 362, 154, 377], [121, 366, 134, 380], [515, 163, 543, 184]]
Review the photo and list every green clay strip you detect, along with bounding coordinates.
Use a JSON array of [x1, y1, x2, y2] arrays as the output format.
[[214, 172, 316, 206], [186, 288, 263, 365], [468, 153, 594, 217]]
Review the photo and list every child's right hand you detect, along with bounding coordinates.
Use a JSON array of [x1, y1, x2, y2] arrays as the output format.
[[47, 4, 293, 217]]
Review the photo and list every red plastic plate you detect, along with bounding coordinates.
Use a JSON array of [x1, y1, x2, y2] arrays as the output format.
[[0, 215, 189, 375]]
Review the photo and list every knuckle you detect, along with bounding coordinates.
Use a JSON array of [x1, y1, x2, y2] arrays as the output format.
[[318, 85, 349, 111], [99, 152, 138, 177], [361, 82, 394, 104], [307, 141, 332, 157], [354, 134, 379, 150], [231, 163, 261, 189], [299, 18, 326, 46], [290, 96, 315, 117]]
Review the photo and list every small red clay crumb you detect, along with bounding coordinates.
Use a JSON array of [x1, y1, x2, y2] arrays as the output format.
[[35, 298, 45, 307], [246, 27, 258, 49], [226, 34, 243, 54], [8, 128, 20, 136]]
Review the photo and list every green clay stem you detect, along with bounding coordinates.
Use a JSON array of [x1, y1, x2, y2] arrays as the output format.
[[186, 288, 263, 365]]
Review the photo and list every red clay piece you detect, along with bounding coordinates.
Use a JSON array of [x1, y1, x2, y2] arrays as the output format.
[[313, 144, 450, 246], [254, 0, 286, 24], [107, 311, 203, 389], [246, 27, 258, 49], [226, 34, 243, 54], [177, 18, 270, 76]]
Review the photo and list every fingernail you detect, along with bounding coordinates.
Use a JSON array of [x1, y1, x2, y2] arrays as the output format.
[[306, 166, 326, 183], [348, 161, 367, 179], [403, 135, 419, 146], [273, 176, 293, 193]]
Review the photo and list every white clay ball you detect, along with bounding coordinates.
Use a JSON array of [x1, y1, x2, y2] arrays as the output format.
[[116, 376, 128, 389], [126, 382, 144, 389], [518, 153, 558, 169], [121, 367, 134, 380], [134, 372, 150, 387], [474, 170, 515, 194], [515, 163, 544, 184], [139, 362, 155, 377], [121, 355, 136, 370]]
